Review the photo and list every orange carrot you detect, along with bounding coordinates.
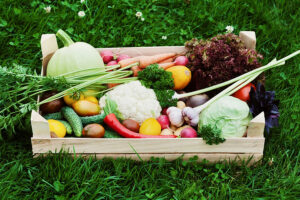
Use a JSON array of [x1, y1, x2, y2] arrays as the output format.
[[119, 56, 141, 68], [131, 65, 142, 77], [158, 57, 174, 64], [157, 62, 175, 70], [139, 53, 176, 68], [107, 83, 120, 88]]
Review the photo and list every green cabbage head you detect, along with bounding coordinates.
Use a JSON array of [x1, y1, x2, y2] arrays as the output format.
[[198, 96, 252, 138]]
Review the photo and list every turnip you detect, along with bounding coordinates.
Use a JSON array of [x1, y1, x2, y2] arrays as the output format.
[[117, 54, 131, 62], [107, 60, 118, 66], [100, 50, 114, 64], [181, 127, 197, 138], [174, 56, 189, 66]]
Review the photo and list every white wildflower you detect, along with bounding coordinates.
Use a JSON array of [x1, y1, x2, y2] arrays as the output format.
[[226, 25, 234, 33], [78, 11, 86, 18], [135, 11, 142, 18], [44, 6, 51, 13], [162, 36, 167, 40], [80, 0, 85, 3], [141, 17, 145, 21]]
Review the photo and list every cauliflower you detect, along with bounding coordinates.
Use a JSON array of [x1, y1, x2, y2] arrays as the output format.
[[99, 81, 161, 124]]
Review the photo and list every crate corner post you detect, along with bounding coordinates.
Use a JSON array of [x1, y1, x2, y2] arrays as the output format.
[[31, 110, 50, 139]]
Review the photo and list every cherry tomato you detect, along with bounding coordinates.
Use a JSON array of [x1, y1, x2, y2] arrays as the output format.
[[233, 83, 256, 102]]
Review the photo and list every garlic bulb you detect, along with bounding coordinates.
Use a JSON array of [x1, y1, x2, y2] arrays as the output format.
[[166, 107, 184, 127], [182, 107, 199, 126]]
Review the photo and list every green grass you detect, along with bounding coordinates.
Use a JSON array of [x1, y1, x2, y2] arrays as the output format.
[[0, 0, 300, 199]]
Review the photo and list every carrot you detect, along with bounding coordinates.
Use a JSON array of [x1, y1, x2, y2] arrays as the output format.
[[131, 65, 142, 77], [119, 56, 141, 68], [158, 57, 174, 64], [107, 83, 120, 88], [139, 53, 176, 68], [157, 62, 175, 70]]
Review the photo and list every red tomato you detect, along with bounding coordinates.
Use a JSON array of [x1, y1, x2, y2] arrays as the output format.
[[233, 83, 256, 102]]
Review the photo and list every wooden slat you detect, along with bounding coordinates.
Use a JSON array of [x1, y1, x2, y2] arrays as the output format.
[[31, 137, 265, 154], [247, 112, 265, 138], [33, 153, 263, 165], [31, 110, 50, 138], [97, 46, 186, 57]]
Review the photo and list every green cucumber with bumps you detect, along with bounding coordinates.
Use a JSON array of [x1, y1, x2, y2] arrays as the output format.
[[44, 112, 63, 120], [58, 120, 73, 135], [80, 113, 105, 125], [61, 107, 82, 137]]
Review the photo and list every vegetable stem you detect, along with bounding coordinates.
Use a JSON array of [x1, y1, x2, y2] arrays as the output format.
[[56, 29, 74, 47]]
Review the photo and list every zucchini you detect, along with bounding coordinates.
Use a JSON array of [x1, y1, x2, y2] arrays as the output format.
[[58, 120, 72, 135], [61, 107, 82, 137], [80, 113, 105, 125], [44, 112, 62, 120]]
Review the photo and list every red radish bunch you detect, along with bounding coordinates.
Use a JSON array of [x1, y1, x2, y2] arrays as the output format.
[[100, 50, 114, 64], [107, 60, 118, 66]]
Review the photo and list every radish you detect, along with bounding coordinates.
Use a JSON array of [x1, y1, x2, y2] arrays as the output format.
[[180, 127, 197, 138], [107, 60, 118, 66], [162, 108, 168, 115], [156, 115, 170, 129], [174, 56, 189, 66], [117, 54, 131, 62], [100, 50, 114, 64]]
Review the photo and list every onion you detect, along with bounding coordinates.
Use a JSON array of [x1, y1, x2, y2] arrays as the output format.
[[174, 56, 189, 66], [117, 54, 131, 62], [156, 115, 170, 129], [107, 60, 118, 66], [180, 127, 197, 138], [100, 50, 114, 64]]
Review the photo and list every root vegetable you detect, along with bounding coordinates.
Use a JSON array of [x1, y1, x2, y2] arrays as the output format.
[[174, 125, 191, 137], [157, 62, 175, 70], [139, 53, 176, 68], [158, 57, 174, 63], [157, 115, 170, 129], [160, 129, 174, 136], [181, 127, 197, 138], [176, 101, 186, 109], [107, 60, 118, 66], [186, 94, 209, 108], [122, 119, 140, 132], [166, 107, 184, 127], [174, 56, 189, 66], [100, 50, 114, 64], [131, 65, 142, 77]]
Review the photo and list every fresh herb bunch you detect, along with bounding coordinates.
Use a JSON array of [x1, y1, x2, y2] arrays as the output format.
[[185, 33, 263, 92], [198, 125, 226, 145], [138, 64, 174, 89], [248, 83, 280, 134], [138, 64, 177, 108], [0, 64, 71, 139]]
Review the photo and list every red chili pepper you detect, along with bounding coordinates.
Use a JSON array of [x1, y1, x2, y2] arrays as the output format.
[[104, 113, 176, 138]]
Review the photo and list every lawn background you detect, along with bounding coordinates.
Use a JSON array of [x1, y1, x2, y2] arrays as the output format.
[[0, 0, 299, 199]]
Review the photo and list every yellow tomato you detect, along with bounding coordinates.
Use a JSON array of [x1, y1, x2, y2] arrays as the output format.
[[64, 93, 84, 106], [72, 100, 101, 116], [85, 96, 99, 104], [139, 118, 161, 135], [48, 119, 66, 138], [166, 66, 191, 90]]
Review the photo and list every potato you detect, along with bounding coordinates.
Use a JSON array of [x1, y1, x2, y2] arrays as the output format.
[[40, 91, 64, 114], [122, 119, 140, 132], [72, 100, 100, 116], [82, 124, 105, 138]]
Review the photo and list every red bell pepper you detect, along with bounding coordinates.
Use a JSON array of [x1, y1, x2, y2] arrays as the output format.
[[104, 113, 176, 138]]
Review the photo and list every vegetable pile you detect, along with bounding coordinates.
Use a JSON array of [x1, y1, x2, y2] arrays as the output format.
[[1, 29, 299, 144]]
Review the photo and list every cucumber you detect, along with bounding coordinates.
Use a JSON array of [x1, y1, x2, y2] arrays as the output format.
[[58, 120, 73, 135], [104, 127, 123, 138], [80, 113, 105, 125], [61, 107, 83, 137], [44, 112, 62, 120]]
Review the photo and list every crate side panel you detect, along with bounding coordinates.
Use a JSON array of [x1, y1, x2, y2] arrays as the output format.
[[31, 138, 265, 154]]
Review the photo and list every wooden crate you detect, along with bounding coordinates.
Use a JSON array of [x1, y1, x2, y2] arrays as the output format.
[[31, 31, 265, 165]]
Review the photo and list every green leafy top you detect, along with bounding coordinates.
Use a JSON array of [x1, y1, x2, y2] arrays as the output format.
[[198, 125, 226, 145], [138, 64, 174, 90], [138, 64, 177, 108]]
